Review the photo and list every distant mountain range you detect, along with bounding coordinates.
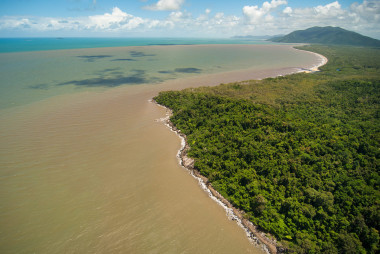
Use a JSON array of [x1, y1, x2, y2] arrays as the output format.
[[232, 35, 281, 40], [269, 26, 380, 47]]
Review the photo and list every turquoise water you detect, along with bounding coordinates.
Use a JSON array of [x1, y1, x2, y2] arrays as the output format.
[[0, 37, 274, 53], [0, 44, 317, 109]]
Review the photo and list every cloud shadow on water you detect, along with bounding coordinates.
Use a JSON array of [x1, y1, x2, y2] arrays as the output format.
[[28, 84, 50, 90], [129, 51, 156, 57], [174, 68, 202, 73], [158, 70, 174, 74], [111, 58, 137, 62], [158, 68, 203, 74], [57, 70, 162, 87], [93, 67, 121, 76], [76, 55, 113, 62]]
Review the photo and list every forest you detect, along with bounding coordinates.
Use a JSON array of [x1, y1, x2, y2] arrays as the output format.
[[154, 45, 380, 253]]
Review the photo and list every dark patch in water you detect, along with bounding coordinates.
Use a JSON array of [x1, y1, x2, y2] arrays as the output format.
[[110, 71, 124, 75], [158, 70, 174, 74], [111, 58, 136, 62], [58, 76, 145, 87], [29, 84, 50, 90], [130, 51, 156, 57], [132, 69, 146, 75], [76, 55, 113, 62], [174, 68, 202, 73], [93, 68, 121, 76], [102, 68, 120, 72], [57, 69, 160, 87], [148, 44, 193, 46]]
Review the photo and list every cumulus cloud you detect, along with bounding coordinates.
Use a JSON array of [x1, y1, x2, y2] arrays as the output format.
[[0, 1, 379, 38], [313, 1, 345, 17], [262, 0, 288, 11], [283, 6, 292, 15], [144, 0, 185, 11], [88, 7, 131, 29], [0, 18, 32, 30], [155, 9, 240, 37], [350, 0, 380, 23], [286, 1, 346, 25], [168, 11, 185, 21], [0, 7, 152, 33], [243, 0, 287, 24]]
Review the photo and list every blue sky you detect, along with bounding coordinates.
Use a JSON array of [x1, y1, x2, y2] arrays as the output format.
[[0, 0, 379, 38]]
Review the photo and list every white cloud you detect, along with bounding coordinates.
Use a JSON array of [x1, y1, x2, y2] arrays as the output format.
[[243, 0, 287, 24], [0, 17, 31, 29], [169, 11, 185, 21], [144, 0, 185, 11], [197, 9, 211, 21], [283, 6, 292, 15], [0, 7, 150, 33], [282, 1, 346, 27], [282, 2, 347, 27], [350, 0, 380, 23], [314, 1, 344, 17], [262, 0, 288, 11], [242, 6, 264, 24], [88, 7, 131, 29], [0, 2, 379, 38], [215, 12, 224, 20], [122, 17, 145, 29]]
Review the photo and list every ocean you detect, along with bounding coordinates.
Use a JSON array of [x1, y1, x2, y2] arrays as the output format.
[[0, 37, 275, 53], [0, 39, 322, 253]]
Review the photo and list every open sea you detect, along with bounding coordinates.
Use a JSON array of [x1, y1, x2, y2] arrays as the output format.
[[0, 37, 276, 53], [0, 38, 321, 253]]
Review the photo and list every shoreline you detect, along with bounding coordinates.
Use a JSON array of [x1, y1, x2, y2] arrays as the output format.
[[153, 101, 278, 254], [152, 48, 328, 254], [294, 47, 329, 73]]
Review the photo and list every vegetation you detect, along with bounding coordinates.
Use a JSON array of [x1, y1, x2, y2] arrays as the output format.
[[154, 45, 380, 253], [270, 26, 380, 47]]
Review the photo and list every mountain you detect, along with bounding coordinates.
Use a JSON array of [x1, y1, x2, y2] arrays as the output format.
[[270, 26, 380, 47]]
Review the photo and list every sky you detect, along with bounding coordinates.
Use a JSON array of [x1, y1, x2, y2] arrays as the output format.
[[0, 0, 379, 38]]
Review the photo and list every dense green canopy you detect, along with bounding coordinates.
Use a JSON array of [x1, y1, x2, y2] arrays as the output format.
[[154, 45, 380, 253]]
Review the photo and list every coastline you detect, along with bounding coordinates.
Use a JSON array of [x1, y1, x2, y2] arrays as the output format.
[[153, 101, 278, 254], [294, 47, 329, 73], [152, 48, 328, 254]]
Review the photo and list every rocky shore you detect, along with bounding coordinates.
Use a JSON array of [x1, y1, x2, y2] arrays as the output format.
[[153, 100, 283, 254]]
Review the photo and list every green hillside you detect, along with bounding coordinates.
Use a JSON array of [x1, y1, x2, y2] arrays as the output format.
[[270, 26, 380, 47]]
